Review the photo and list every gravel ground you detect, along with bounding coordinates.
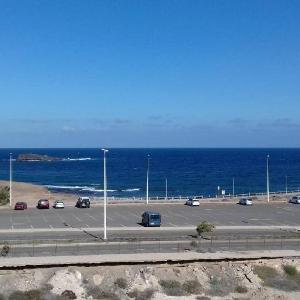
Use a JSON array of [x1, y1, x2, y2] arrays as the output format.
[[0, 258, 299, 299]]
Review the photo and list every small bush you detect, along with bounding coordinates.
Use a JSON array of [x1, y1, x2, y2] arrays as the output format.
[[283, 265, 298, 277], [208, 276, 236, 296], [235, 286, 248, 293], [1, 243, 10, 256], [87, 287, 120, 300], [9, 290, 44, 300], [9, 291, 24, 300], [159, 280, 184, 296], [0, 186, 9, 206], [196, 221, 215, 237], [254, 265, 300, 291], [114, 277, 128, 289], [128, 288, 155, 300], [253, 265, 277, 282], [182, 279, 202, 294], [61, 290, 77, 299], [190, 240, 198, 248]]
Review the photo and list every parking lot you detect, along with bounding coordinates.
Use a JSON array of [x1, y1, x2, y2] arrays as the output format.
[[0, 202, 299, 230]]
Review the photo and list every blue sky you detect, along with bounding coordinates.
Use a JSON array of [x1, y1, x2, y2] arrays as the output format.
[[0, 0, 300, 147]]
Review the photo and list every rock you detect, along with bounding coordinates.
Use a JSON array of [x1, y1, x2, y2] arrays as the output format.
[[17, 154, 61, 162], [93, 274, 104, 286]]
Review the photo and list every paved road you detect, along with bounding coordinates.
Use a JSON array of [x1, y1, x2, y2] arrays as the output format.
[[0, 203, 299, 231]]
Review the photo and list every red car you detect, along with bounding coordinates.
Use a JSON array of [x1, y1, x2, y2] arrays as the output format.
[[14, 202, 27, 210], [37, 199, 50, 209]]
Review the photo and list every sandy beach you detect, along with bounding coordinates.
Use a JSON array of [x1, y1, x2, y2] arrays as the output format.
[[0, 181, 77, 207]]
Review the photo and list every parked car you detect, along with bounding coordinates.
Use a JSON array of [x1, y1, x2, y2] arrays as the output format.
[[239, 198, 253, 206], [14, 202, 27, 210], [53, 200, 65, 209], [289, 195, 300, 204], [141, 211, 161, 227], [185, 198, 200, 206], [76, 197, 90, 208], [37, 199, 50, 209]]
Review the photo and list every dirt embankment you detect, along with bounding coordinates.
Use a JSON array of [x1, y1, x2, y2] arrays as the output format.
[[0, 258, 299, 300], [0, 181, 77, 207]]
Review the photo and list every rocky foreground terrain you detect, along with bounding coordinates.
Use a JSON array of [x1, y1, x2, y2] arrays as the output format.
[[0, 258, 299, 300]]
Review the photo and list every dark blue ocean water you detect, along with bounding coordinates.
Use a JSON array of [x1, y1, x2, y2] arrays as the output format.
[[0, 148, 300, 198]]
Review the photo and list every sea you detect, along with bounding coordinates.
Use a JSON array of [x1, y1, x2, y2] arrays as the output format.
[[0, 148, 300, 199]]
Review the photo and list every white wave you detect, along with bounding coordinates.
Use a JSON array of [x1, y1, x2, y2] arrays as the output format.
[[81, 188, 117, 192], [45, 185, 90, 190], [121, 188, 141, 192], [45, 185, 116, 193], [63, 157, 92, 161]]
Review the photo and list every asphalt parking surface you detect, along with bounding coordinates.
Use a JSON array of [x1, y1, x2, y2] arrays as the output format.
[[0, 202, 299, 230]]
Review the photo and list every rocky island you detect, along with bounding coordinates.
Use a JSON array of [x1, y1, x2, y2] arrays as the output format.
[[17, 154, 61, 162]]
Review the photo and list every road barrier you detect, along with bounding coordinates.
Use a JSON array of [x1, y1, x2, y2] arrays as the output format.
[[1, 235, 300, 258]]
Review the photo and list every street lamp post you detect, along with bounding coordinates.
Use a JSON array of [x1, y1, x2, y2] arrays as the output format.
[[285, 175, 288, 195], [101, 149, 109, 240], [146, 155, 150, 205], [165, 178, 168, 200], [232, 177, 235, 198], [267, 154, 270, 203], [9, 153, 12, 207]]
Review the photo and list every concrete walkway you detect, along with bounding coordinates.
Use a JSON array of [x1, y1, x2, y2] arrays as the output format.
[[0, 225, 299, 234]]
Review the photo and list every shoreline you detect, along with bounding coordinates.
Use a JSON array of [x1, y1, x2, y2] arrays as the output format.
[[0, 180, 295, 208]]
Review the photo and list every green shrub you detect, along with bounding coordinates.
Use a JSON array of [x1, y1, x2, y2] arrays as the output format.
[[86, 287, 120, 300], [190, 240, 198, 248], [128, 288, 155, 300], [114, 277, 128, 289], [235, 286, 248, 293], [253, 265, 277, 282], [182, 279, 202, 294], [283, 265, 298, 277], [208, 276, 236, 296], [0, 186, 9, 206], [1, 243, 10, 256], [61, 290, 76, 299], [254, 265, 300, 291], [159, 280, 184, 296], [196, 221, 215, 237], [9, 290, 43, 300]]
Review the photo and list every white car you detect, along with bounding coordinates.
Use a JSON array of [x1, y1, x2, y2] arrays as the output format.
[[53, 200, 65, 209], [239, 198, 253, 206], [289, 196, 300, 204], [186, 198, 200, 206]]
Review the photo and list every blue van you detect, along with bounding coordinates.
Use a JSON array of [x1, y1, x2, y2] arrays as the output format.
[[141, 211, 161, 227]]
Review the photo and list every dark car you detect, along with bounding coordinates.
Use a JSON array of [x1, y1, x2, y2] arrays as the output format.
[[76, 197, 90, 208], [37, 199, 50, 209], [14, 202, 27, 210], [141, 211, 161, 227]]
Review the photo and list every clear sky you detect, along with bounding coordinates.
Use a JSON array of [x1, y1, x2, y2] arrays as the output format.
[[0, 0, 300, 147]]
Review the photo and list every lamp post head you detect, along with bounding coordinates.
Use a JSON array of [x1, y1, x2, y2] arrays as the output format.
[[101, 149, 109, 153]]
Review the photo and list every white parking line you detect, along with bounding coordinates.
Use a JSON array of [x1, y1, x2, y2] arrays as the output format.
[[72, 214, 82, 222], [86, 214, 97, 221], [31, 225, 34, 229], [168, 223, 178, 227], [49, 225, 53, 229]]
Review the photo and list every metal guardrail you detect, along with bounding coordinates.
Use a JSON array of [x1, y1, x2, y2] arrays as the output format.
[[91, 190, 300, 202], [1, 236, 300, 257]]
